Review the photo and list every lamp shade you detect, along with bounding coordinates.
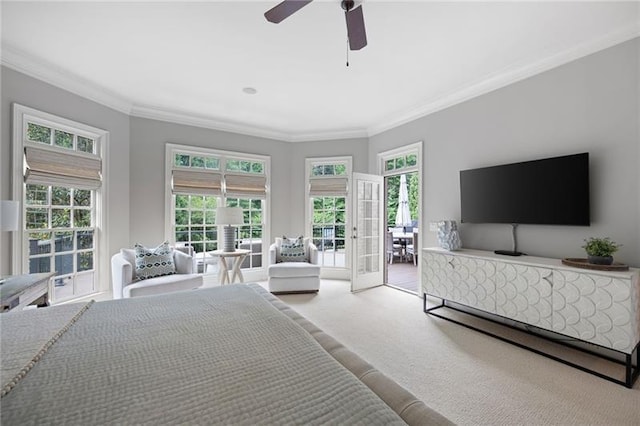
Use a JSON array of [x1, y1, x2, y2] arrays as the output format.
[[0, 200, 20, 231], [215, 207, 244, 226]]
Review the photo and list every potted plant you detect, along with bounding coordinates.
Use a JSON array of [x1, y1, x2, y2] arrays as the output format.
[[582, 237, 621, 265]]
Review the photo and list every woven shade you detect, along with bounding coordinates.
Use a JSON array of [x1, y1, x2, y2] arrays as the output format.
[[225, 174, 267, 198], [309, 177, 348, 196], [24, 146, 101, 190], [172, 169, 222, 195]]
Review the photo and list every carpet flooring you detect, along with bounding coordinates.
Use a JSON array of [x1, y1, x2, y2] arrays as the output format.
[[263, 280, 640, 426]]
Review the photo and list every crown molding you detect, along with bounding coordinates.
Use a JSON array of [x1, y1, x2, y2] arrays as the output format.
[[3, 25, 637, 143], [131, 105, 369, 143], [1, 43, 133, 115], [1, 43, 366, 142], [130, 105, 294, 142], [367, 24, 640, 137], [288, 128, 369, 142]]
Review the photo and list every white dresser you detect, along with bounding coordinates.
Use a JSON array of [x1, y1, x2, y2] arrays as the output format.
[[421, 247, 640, 386]]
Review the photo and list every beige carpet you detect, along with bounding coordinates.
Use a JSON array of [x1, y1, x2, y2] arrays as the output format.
[[257, 280, 640, 426]]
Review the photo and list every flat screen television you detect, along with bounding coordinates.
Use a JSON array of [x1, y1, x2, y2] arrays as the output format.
[[460, 153, 590, 227]]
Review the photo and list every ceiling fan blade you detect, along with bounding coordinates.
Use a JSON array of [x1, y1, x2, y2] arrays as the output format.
[[264, 0, 313, 24], [345, 5, 367, 50]]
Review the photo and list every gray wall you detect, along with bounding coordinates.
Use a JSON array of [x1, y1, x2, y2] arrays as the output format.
[[0, 66, 131, 277], [3, 36, 638, 279], [287, 138, 369, 235], [369, 38, 640, 267], [129, 118, 368, 244], [129, 117, 293, 245]]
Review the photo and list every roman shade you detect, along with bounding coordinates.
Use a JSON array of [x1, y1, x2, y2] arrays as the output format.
[[225, 173, 267, 198], [172, 169, 223, 196], [309, 177, 348, 197], [24, 146, 102, 190]]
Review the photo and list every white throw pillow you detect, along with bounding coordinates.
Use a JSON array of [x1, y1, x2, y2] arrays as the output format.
[[278, 236, 307, 263], [134, 241, 176, 280]]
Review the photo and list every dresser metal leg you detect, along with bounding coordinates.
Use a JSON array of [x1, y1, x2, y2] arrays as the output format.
[[423, 295, 640, 389]]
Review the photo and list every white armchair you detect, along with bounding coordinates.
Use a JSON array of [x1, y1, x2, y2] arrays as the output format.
[[267, 237, 320, 294], [111, 246, 203, 299]]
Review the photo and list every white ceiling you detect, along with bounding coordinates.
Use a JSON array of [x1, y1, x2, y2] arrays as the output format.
[[2, 1, 638, 142]]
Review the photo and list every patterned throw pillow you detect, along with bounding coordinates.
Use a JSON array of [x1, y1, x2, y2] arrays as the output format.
[[279, 236, 307, 263], [134, 241, 176, 280]]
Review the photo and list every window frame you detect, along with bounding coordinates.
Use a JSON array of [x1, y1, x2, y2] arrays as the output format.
[[164, 143, 270, 279], [379, 144, 420, 177], [377, 141, 423, 285], [12, 103, 109, 301], [305, 156, 352, 275]]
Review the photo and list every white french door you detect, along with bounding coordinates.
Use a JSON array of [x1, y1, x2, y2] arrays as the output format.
[[350, 173, 384, 292]]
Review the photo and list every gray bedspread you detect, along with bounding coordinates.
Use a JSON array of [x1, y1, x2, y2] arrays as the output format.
[[1, 284, 416, 425]]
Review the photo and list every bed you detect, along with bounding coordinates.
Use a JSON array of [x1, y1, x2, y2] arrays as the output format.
[[1, 284, 452, 425]]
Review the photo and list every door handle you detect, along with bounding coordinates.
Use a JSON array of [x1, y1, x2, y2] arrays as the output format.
[[352, 227, 357, 239]]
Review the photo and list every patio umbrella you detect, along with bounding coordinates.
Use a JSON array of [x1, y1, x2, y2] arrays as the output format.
[[395, 174, 412, 230]]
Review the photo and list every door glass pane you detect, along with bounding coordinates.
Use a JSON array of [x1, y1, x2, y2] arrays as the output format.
[[356, 181, 381, 274]]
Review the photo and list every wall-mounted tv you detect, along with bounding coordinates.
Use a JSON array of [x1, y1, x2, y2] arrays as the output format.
[[460, 153, 590, 226]]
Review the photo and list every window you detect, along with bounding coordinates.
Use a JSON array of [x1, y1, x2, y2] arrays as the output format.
[[166, 144, 269, 273], [384, 153, 417, 173], [379, 144, 421, 227], [306, 157, 351, 269], [174, 194, 219, 253], [13, 104, 108, 303], [228, 197, 263, 269]]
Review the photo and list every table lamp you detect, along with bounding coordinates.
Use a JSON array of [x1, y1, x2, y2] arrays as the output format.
[[215, 207, 244, 252]]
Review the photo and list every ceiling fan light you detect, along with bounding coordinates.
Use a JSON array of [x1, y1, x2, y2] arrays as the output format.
[[341, 0, 355, 12]]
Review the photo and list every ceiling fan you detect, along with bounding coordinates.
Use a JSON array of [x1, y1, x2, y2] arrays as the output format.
[[264, 0, 368, 51]]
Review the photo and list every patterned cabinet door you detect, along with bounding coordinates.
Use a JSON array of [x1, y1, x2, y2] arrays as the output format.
[[553, 270, 637, 353], [422, 251, 496, 313], [495, 263, 553, 330], [422, 251, 455, 300], [450, 255, 497, 313]]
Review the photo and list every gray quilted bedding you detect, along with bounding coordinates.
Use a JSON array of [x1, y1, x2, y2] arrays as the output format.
[[1, 284, 410, 425]]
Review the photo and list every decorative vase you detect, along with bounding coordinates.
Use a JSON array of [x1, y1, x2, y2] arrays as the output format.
[[437, 220, 462, 251], [587, 255, 613, 265]]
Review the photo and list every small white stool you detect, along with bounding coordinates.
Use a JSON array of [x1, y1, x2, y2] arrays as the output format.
[[268, 262, 321, 294]]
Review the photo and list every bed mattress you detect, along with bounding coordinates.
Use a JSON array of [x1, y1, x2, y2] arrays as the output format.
[[1, 283, 452, 425]]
